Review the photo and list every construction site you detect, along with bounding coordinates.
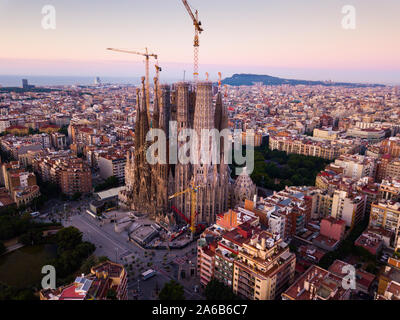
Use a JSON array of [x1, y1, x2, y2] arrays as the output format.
[[97, 209, 194, 250], [113, 0, 231, 247]]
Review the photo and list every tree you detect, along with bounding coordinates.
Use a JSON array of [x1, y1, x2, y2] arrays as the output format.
[[59, 126, 68, 137], [19, 229, 43, 245], [205, 278, 240, 300], [106, 288, 117, 300], [158, 280, 185, 300], [94, 176, 120, 192], [71, 192, 82, 201], [79, 255, 109, 275], [0, 241, 5, 255], [56, 227, 82, 252], [28, 127, 39, 135], [241, 147, 330, 192], [288, 242, 298, 253], [0, 283, 36, 300], [36, 176, 61, 199]]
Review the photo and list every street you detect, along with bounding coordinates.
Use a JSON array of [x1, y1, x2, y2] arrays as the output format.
[[41, 198, 203, 300]]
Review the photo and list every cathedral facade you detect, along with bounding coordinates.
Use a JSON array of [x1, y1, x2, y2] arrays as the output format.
[[120, 78, 238, 226]]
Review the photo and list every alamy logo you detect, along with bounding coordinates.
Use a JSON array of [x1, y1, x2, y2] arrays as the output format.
[[41, 5, 56, 30], [145, 121, 254, 175], [41, 265, 56, 290], [341, 5, 356, 30], [341, 264, 356, 290]]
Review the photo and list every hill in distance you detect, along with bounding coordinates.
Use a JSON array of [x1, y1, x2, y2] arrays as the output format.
[[221, 73, 384, 88]]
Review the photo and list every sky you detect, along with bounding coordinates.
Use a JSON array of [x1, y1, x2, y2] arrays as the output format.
[[0, 0, 399, 84]]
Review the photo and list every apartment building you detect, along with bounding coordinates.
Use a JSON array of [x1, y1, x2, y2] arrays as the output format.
[[331, 190, 366, 228], [380, 136, 400, 158], [197, 214, 295, 300], [232, 230, 296, 300], [242, 186, 316, 240], [2, 161, 37, 192], [282, 265, 351, 300], [60, 161, 92, 195], [379, 178, 400, 202], [313, 190, 333, 219], [376, 280, 400, 300], [197, 210, 259, 287], [384, 159, 400, 181], [377, 257, 400, 296], [98, 153, 126, 184], [346, 127, 386, 143], [369, 200, 400, 249], [50, 132, 67, 150], [313, 128, 339, 141], [269, 134, 358, 160], [0, 118, 10, 133], [40, 260, 127, 300], [12, 185, 41, 207], [334, 154, 376, 180], [31, 150, 91, 195]]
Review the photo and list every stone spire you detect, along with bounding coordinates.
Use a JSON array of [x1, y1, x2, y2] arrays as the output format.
[[214, 91, 228, 132], [134, 87, 141, 149], [159, 84, 171, 137], [193, 81, 214, 136], [152, 77, 160, 129], [139, 76, 150, 145]]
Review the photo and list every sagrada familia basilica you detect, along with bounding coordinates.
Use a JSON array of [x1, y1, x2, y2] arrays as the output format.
[[119, 77, 256, 226]]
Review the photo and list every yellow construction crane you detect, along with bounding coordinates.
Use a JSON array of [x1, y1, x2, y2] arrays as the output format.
[[106, 47, 158, 119], [168, 180, 200, 238], [181, 0, 203, 83]]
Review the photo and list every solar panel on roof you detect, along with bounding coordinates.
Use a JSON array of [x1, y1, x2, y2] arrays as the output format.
[[279, 198, 291, 206], [81, 279, 93, 292], [75, 277, 85, 284]]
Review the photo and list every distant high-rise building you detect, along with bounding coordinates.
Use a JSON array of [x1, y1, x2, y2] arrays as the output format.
[[94, 77, 101, 85], [22, 79, 28, 89]]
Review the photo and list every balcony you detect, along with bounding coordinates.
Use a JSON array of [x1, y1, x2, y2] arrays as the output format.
[[238, 276, 254, 288]]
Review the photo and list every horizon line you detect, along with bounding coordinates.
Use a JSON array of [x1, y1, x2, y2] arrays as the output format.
[[1, 73, 399, 87]]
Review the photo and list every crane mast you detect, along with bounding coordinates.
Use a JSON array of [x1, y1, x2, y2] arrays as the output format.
[[181, 0, 203, 83], [106, 47, 158, 120], [168, 180, 200, 239]]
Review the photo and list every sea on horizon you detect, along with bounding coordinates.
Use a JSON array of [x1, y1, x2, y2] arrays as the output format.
[[0, 75, 146, 87]]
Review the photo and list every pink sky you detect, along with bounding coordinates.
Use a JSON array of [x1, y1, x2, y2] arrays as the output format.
[[0, 0, 399, 83]]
